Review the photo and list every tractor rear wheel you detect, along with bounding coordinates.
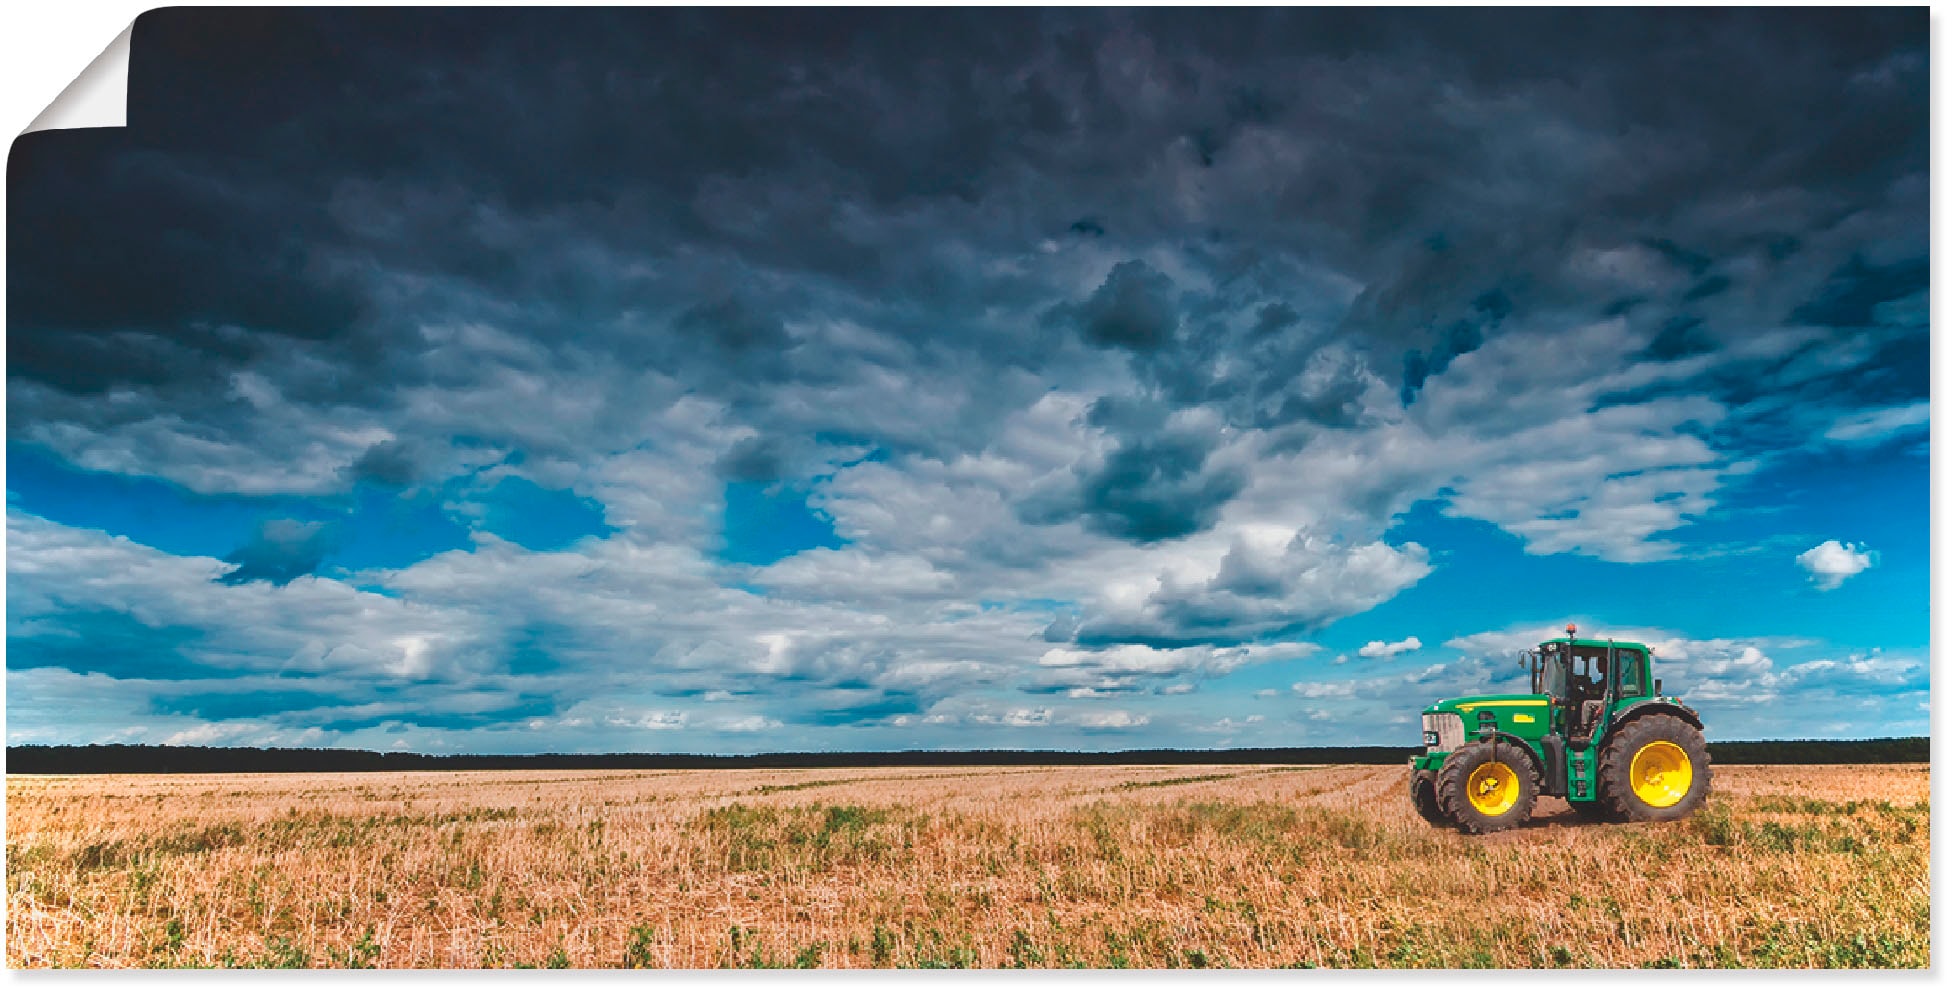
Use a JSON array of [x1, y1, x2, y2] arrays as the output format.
[[1599, 714, 1711, 822], [1409, 769, 1446, 826], [1436, 741, 1538, 834]]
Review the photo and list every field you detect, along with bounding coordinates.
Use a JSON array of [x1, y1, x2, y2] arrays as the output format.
[[5, 763, 1930, 969]]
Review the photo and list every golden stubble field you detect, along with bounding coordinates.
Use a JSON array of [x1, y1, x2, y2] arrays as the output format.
[[4, 762, 1930, 969]]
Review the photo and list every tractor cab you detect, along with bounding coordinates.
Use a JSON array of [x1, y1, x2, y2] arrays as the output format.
[[1407, 623, 1710, 834], [1531, 635, 1654, 742]]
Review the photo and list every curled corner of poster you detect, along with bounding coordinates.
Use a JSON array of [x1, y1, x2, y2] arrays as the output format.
[[22, 23, 132, 135]]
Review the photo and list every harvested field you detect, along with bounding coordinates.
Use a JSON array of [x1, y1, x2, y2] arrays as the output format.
[[5, 763, 1929, 968]]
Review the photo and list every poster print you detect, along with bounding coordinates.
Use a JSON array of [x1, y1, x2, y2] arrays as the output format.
[[5, 8, 1929, 970]]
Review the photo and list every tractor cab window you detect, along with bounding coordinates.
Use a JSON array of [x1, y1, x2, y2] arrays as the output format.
[[1560, 644, 1647, 700], [1616, 649, 1646, 698], [1535, 643, 1573, 699], [1538, 650, 1570, 699], [1568, 648, 1611, 702]]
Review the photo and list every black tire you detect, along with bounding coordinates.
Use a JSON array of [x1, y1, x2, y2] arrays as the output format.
[[1436, 741, 1539, 834], [1599, 714, 1711, 822], [1410, 770, 1446, 826]]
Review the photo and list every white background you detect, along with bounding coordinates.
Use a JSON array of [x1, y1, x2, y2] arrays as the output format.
[[3, 4, 148, 138]]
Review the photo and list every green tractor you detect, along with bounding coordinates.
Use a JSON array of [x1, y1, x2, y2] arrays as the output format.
[[1408, 624, 1710, 833]]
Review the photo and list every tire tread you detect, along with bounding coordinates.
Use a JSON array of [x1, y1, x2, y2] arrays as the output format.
[[1598, 713, 1712, 822], [1411, 771, 1447, 826], [1436, 740, 1539, 834]]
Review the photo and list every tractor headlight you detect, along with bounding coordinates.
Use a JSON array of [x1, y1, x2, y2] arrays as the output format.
[[1423, 730, 1440, 747]]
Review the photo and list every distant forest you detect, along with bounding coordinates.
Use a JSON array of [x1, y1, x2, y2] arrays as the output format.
[[4, 738, 1929, 774]]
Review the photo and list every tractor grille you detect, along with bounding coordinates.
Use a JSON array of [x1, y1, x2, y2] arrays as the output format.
[[1422, 712, 1464, 753]]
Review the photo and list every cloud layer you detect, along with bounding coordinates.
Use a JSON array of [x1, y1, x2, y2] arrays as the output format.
[[5, 9, 1927, 749]]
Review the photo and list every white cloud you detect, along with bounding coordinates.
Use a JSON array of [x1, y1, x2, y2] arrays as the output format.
[[1067, 525, 1432, 646], [1291, 680, 1357, 699], [606, 711, 689, 731], [1032, 640, 1316, 695], [1357, 635, 1422, 659], [713, 715, 783, 733], [1196, 715, 1264, 733], [1824, 402, 1929, 445], [7, 510, 493, 683], [1075, 710, 1151, 730], [1796, 539, 1874, 590], [1777, 652, 1925, 695], [1000, 708, 1053, 728]]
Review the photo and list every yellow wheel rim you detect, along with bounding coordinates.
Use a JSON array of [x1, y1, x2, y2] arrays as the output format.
[[1465, 760, 1520, 817], [1629, 740, 1693, 808]]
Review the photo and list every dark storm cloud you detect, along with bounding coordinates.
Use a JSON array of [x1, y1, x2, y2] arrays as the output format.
[[672, 297, 795, 361], [716, 436, 787, 483], [10, 9, 1925, 457], [1020, 396, 1246, 543], [1071, 429, 1245, 543], [1790, 256, 1930, 329], [1399, 289, 1507, 405], [345, 439, 422, 487], [218, 519, 343, 585], [1640, 317, 1714, 363], [1059, 260, 1181, 352]]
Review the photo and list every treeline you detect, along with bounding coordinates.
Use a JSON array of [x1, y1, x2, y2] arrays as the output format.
[[4, 738, 1928, 774], [4, 745, 1414, 774], [1705, 737, 1930, 765]]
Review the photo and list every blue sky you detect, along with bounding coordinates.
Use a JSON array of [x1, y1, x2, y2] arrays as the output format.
[[5, 9, 1929, 751]]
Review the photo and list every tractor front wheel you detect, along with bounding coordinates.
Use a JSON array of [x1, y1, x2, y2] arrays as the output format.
[[1409, 769, 1446, 826], [1436, 741, 1538, 834], [1599, 714, 1711, 822]]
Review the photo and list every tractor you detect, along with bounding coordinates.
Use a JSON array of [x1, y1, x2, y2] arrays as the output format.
[[1408, 624, 1710, 833]]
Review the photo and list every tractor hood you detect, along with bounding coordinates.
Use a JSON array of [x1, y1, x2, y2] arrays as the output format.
[[1421, 693, 1553, 743], [1422, 693, 1548, 716]]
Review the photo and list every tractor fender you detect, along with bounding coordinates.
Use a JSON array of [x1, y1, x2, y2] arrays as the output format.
[[1607, 699, 1703, 732], [1465, 731, 1545, 775]]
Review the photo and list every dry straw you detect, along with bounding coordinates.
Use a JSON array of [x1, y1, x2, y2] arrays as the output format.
[[6, 762, 1928, 968]]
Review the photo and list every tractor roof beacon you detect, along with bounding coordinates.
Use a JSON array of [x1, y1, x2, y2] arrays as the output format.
[[1408, 623, 1710, 834]]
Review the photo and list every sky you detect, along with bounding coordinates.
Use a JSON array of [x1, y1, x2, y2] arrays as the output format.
[[4, 9, 1929, 753]]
